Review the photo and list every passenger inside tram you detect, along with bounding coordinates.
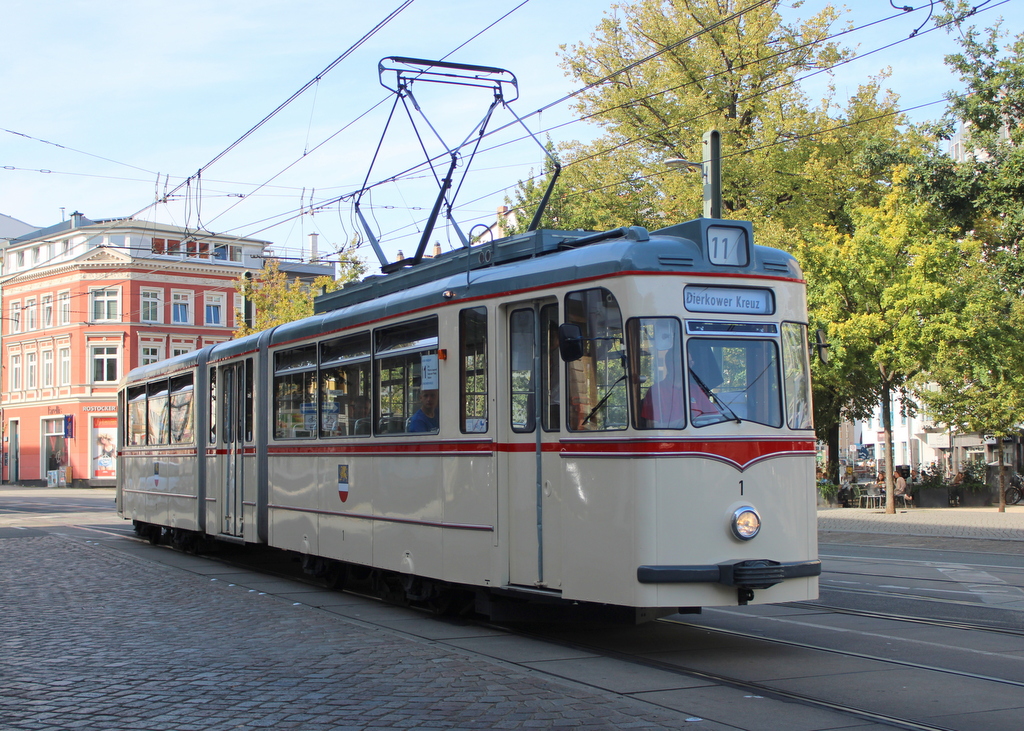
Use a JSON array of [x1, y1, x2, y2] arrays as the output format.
[[639, 347, 686, 428], [408, 389, 439, 433]]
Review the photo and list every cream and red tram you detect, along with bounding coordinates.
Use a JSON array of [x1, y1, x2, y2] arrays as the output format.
[[117, 217, 820, 618]]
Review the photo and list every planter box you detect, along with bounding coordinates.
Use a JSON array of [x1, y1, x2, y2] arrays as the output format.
[[958, 488, 993, 507], [915, 486, 950, 508]]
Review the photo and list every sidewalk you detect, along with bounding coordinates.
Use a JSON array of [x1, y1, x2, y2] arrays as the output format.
[[817, 504, 1024, 542]]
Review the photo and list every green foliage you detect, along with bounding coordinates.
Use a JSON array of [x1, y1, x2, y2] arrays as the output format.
[[919, 462, 947, 491], [502, 0, 1024, 476], [817, 479, 839, 502], [963, 459, 988, 492], [234, 242, 365, 337]]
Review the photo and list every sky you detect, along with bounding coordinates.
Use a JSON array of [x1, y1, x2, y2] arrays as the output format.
[[2, 0, 1022, 269]]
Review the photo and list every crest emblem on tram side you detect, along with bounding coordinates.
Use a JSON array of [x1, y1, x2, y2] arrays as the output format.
[[338, 464, 349, 503]]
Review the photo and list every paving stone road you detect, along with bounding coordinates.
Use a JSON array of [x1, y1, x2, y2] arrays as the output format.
[[4, 488, 1022, 731]]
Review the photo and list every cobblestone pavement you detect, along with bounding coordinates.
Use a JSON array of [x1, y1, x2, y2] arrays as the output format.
[[5, 487, 1017, 730], [0, 520, 707, 730]]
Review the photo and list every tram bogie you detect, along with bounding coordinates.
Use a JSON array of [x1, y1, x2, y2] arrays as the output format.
[[118, 219, 820, 621]]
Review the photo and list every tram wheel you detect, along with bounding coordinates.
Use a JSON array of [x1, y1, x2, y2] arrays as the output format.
[[323, 562, 347, 592]]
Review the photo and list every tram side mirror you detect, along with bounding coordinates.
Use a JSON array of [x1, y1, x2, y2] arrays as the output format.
[[815, 329, 830, 364], [558, 323, 585, 362]]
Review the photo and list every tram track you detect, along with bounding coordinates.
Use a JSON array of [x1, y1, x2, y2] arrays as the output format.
[[799, 599, 1024, 637], [499, 616, 973, 731], [79, 528, 1024, 730]]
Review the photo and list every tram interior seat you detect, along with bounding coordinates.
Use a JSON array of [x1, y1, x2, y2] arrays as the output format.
[[377, 416, 408, 434]]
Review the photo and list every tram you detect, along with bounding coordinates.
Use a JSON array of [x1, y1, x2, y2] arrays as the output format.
[[117, 216, 821, 620]]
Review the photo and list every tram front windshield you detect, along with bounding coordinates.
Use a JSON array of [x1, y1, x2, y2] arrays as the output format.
[[686, 337, 782, 428], [628, 317, 784, 430]]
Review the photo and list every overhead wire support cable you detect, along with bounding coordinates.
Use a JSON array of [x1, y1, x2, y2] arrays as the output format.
[[179, 0, 985, 257], [156, 0, 416, 207]]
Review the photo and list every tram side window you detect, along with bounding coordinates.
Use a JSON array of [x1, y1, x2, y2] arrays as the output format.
[[460, 307, 488, 433], [147, 381, 170, 445], [320, 333, 371, 437], [509, 309, 535, 433], [687, 338, 782, 428], [629, 318, 685, 429], [244, 358, 254, 442], [375, 318, 439, 435], [564, 288, 626, 431], [274, 345, 317, 439], [541, 304, 560, 431], [209, 367, 217, 445], [127, 386, 147, 446], [781, 323, 814, 430], [169, 375, 194, 444]]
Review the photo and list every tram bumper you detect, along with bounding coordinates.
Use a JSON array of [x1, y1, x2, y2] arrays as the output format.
[[636, 559, 821, 590]]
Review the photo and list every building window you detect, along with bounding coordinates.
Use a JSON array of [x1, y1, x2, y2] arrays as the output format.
[[42, 350, 53, 387], [185, 239, 210, 258], [172, 346, 192, 357], [58, 291, 71, 325], [16, 250, 24, 268], [91, 289, 119, 322], [205, 294, 224, 326], [141, 346, 162, 366], [42, 296, 53, 328], [25, 299, 36, 331], [212, 244, 246, 262], [10, 355, 21, 391], [59, 348, 71, 385], [26, 352, 37, 389], [152, 238, 182, 255], [10, 302, 21, 333], [141, 290, 161, 323], [172, 292, 191, 324], [91, 346, 119, 383]]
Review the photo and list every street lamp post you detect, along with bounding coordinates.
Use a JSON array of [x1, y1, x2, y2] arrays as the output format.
[[664, 129, 722, 219]]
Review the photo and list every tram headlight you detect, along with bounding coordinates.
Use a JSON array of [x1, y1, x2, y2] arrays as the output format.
[[731, 507, 761, 541]]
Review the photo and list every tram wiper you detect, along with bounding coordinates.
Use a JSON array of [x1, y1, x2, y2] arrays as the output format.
[[689, 368, 742, 424]]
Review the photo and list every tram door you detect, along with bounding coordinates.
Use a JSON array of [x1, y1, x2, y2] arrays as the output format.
[[506, 300, 563, 590], [219, 361, 247, 537]]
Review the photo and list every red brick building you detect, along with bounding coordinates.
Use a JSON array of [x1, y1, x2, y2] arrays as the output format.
[[0, 214, 269, 487]]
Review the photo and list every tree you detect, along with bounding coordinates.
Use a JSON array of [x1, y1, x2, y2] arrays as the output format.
[[903, 10, 1024, 509], [797, 172, 980, 512], [541, 0, 930, 483], [234, 240, 365, 336], [556, 0, 852, 218]]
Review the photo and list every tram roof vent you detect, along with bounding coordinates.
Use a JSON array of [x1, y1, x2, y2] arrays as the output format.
[[658, 256, 694, 268], [761, 259, 793, 274]]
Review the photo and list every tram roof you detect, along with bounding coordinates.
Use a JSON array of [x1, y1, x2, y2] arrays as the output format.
[[269, 219, 800, 347]]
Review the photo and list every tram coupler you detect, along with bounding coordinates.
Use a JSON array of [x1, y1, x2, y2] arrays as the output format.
[[737, 588, 755, 605]]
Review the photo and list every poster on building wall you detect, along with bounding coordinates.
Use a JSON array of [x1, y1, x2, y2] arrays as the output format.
[[92, 416, 118, 479]]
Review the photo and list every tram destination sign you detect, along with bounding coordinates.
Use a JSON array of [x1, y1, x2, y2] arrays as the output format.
[[683, 286, 773, 315]]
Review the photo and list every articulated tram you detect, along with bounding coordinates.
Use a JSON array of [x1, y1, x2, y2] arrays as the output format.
[[117, 217, 820, 620]]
